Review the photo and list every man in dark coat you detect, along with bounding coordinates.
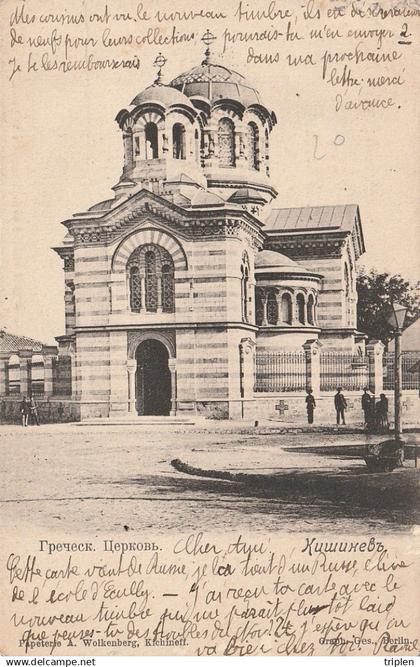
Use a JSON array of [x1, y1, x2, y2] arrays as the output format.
[[361, 388, 373, 429], [334, 387, 347, 425], [305, 388, 316, 424], [29, 394, 40, 426]]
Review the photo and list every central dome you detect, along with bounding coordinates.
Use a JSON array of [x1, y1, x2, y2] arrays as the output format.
[[131, 83, 193, 108], [169, 62, 263, 106]]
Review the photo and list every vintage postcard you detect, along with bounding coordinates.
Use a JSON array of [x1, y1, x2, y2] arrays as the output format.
[[0, 0, 419, 661]]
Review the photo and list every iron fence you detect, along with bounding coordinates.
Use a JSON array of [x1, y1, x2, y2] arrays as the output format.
[[320, 353, 369, 391], [254, 351, 306, 392], [383, 351, 420, 390]]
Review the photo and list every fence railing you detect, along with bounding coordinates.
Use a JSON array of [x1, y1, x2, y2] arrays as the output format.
[[383, 352, 420, 390], [320, 353, 369, 391], [254, 352, 306, 392]]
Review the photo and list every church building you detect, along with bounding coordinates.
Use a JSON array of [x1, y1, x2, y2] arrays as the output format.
[[53, 41, 366, 420]]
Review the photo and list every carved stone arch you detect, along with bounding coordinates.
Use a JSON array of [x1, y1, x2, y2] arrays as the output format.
[[244, 107, 268, 127], [212, 100, 245, 120], [132, 108, 165, 128], [127, 330, 175, 360], [212, 107, 241, 122], [166, 106, 197, 124], [122, 116, 135, 131], [112, 227, 188, 273]]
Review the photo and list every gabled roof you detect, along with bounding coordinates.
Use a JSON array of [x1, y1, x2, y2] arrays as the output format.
[[0, 329, 47, 353], [62, 186, 264, 231], [265, 205, 359, 232]]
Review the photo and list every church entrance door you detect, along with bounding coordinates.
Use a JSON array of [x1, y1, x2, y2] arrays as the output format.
[[135, 339, 171, 416]]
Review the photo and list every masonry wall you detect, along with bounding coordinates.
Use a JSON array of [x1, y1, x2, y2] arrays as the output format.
[[0, 397, 81, 424], [75, 331, 111, 419], [242, 390, 420, 427]]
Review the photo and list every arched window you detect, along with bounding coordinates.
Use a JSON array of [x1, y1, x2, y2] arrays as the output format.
[[267, 290, 278, 325], [127, 245, 175, 314], [161, 263, 175, 312], [145, 251, 158, 311], [247, 122, 259, 170], [241, 266, 249, 323], [281, 293, 292, 324], [255, 288, 264, 326], [30, 354, 44, 395], [241, 254, 250, 323], [124, 130, 134, 168], [344, 263, 351, 325], [129, 266, 141, 313], [344, 263, 350, 299], [194, 129, 200, 163], [307, 294, 315, 325], [134, 135, 140, 158], [172, 123, 186, 159], [7, 354, 20, 394], [297, 293, 306, 325], [218, 118, 235, 167], [145, 122, 158, 159]]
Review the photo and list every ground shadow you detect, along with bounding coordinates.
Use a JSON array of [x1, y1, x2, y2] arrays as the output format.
[[282, 443, 416, 460], [111, 463, 419, 528]]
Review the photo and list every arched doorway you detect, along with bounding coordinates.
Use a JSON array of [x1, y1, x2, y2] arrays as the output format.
[[135, 339, 171, 416]]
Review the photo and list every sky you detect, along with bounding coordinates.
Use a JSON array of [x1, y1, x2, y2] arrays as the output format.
[[1, 0, 419, 344]]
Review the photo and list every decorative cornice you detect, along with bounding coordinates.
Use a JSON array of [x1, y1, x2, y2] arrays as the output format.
[[65, 203, 265, 250], [53, 246, 75, 271], [256, 272, 323, 283], [265, 233, 349, 259]]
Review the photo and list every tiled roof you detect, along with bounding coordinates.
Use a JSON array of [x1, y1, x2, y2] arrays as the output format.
[[265, 205, 359, 232], [0, 329, 45, 353]]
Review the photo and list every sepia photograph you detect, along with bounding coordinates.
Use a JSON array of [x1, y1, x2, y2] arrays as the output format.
[[0, 0, 419, 658]]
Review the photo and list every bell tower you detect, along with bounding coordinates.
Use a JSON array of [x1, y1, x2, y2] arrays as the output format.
[[114, 53, 207, 198]]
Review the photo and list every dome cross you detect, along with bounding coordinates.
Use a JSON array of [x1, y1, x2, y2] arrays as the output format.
[[201, 29, 216, 65], [153, 52, 167, 84]]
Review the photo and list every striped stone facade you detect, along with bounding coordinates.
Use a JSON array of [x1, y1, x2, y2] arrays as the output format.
[[53, 53, 366, 420]]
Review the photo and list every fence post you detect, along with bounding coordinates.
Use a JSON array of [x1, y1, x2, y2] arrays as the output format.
[[240, 338, 256, 399], [366, 340, 384, 395], [303, 339, 321, 396], [0, 355, 8, 396]]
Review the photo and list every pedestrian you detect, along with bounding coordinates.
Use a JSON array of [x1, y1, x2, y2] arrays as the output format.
[[376, 393, 389, 433], [20, 396, 29, 427], [334, 387, 347, 425], [305, 388, 316, 424], [361, 388, 373, 429], [29, 394, 40, 426]]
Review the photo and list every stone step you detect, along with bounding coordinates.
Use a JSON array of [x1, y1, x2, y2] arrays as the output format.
[[77, 415, 201, 426]]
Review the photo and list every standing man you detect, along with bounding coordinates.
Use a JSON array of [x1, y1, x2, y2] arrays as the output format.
[[305, 388, 316, 424], [29, 394, 40, 426], [361, 388, 372, 429], [334, 387, 347, 425], [19, 396, 29, 427]]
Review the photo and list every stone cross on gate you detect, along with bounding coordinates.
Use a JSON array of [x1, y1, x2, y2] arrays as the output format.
[[275, 400, 289, 417]]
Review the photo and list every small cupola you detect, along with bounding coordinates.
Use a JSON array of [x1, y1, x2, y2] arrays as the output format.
[[115, 53, 206, 191]]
